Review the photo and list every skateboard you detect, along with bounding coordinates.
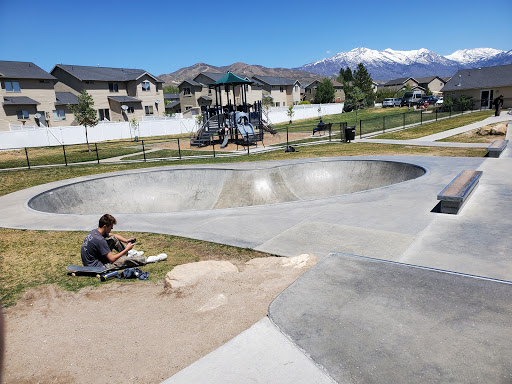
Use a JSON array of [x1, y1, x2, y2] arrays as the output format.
[[66, 265, 107, 279], [66, 265, 123, 282]]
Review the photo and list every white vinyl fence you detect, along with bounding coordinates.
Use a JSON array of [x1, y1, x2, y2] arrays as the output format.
[[0, 103, 343, 150]]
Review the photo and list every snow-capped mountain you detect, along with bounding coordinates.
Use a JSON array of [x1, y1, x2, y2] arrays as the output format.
[[296, 47, 512, 81]]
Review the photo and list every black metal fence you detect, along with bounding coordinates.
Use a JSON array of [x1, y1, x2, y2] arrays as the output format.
[[359, 101, 501, 138]]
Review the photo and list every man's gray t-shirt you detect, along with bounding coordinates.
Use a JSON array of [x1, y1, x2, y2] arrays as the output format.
[[81, 229, 111, 267]]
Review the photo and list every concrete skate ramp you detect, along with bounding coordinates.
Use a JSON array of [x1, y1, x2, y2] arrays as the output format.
[[28, 160, 425, 214], [269, 252, 512, 383]]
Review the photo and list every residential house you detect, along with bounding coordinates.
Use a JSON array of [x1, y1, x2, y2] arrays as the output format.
[[251, 76, 301, 107], [0, 60, 64, 131], [164, 93, 180, 114], [303, 79, 345, 103], [178, 72, 263, 114], [381, 77, 424, 93], [415, 76, 446, 96], [51, 64, 165, 122], [441, 64, 512, 109]]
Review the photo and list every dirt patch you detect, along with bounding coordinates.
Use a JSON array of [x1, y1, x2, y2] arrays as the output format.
[[148, 131, 313, 152], [3, 255, 317, 384]]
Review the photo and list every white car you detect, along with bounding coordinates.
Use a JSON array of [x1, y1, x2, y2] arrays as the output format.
[[382, 98, 400, 108], [435, 97, 443, 105]]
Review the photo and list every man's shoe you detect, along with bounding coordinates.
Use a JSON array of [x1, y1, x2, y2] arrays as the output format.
[[128, 249, 144, 257]]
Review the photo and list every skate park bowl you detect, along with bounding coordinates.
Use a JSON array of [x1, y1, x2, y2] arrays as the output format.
[[28, 160, 425, 214]]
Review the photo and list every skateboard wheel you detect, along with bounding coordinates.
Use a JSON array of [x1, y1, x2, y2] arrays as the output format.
[[71, 272, 76, 277]]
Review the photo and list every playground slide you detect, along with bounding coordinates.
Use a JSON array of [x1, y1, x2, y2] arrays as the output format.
[[236, 122, 255, 137], [220, 134, 229, 148]]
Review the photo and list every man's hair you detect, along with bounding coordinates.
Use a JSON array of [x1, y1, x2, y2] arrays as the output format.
[[99, 214, 117, 228]]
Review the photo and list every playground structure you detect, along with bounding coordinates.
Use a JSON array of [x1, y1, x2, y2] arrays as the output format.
[[190, 72, 269, 148]]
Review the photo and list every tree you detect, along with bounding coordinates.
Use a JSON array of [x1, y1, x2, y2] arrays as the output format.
[[337, 66, 354, 84], [68, 90, 98, 152], [313, 78, 335, 104], [287, 105, 295, 124], [352, 63, 375, 105], [163, 85, 179, 94]]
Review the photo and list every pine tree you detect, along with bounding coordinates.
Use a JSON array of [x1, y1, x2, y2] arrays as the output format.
[[353, 63, 375, 104], [313, 78, 336, 104]]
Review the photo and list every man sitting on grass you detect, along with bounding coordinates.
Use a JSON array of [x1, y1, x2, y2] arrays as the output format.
[[81, 214, 166, 270]]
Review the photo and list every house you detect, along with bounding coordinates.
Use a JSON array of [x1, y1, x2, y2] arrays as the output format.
[[441, 64, 512, 109], [415, 76, 446, 96], [303, 79, 345, 103], [164, 93, 180, 114], [178, 72, 263, 114], [381, 77, 424, 93], [251, 76, 301, 107], [0, 60, 63, 131], [51, 64, 165, 122]]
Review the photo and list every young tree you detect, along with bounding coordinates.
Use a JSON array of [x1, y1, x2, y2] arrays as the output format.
[[313, 78, 335, 104], [352, 63, 375, 105], [68, 90, 98, 152], [163, 85, 179, 94], [287, 105, 295, 124]]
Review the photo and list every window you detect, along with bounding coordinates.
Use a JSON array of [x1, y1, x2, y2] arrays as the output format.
[[145, 105, 154, 115], [142, 81, 151, 91], [16, 110, 29, 119], [280, 87, 284, 93], [295, 85, 299, 92], [275, 102, 280, 107], [109, 83, 119, 92], [5, 81, 21, 92], [183, 87, 191, 95], [98, 109, 110, 121], [53, 110, 66, 121], [127, 106, 134, 113]]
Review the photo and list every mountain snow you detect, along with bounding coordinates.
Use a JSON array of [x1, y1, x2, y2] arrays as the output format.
[[297, 47, 511, 81]]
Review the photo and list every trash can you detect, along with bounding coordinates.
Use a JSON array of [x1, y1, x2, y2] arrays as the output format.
[[345, 126, 355, 142]]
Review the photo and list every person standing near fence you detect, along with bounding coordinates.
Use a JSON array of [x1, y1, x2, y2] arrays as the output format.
[[494, 95, 504, 116]]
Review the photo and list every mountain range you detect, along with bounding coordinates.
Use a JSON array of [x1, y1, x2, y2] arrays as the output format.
[[159, 47, 512, 86], [296, 47, 512, 81]]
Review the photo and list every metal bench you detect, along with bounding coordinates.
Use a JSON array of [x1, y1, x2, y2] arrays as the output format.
[[437, 170, 483, 214], [313, 122, 332, 136], [487, 139, 509, 158]]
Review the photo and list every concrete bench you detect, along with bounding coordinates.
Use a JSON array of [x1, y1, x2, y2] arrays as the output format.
[[437, 170, 483, 214], [488, 139, 508, 158]]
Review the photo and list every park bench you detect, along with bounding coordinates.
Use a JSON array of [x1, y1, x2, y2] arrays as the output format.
[[313, 122, 332, 136], [437, 170, 483, 214], [487, 139, 509, 158]]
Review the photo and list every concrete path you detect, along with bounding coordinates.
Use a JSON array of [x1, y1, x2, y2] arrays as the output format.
[[1, 116, 511, 383]]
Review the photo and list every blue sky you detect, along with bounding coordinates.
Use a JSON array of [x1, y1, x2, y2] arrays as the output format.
[[1, 0, 511, 76]]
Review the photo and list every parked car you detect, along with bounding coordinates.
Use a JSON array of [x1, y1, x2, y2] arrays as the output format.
[[417, 95, 439, 106], [435, 97, 443, 105], [401, 91, 423, 106], [382, 98, 400, 108]]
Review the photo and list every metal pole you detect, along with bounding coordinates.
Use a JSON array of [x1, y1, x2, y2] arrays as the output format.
[[95, 143, 100, 164], [359, 119, 362, 139], [62, 144, 68, 166], [212, 137, 216, 158], [421, 109, 423, 125], [177, 138, 181, 159], [25, 147, 30, 169], [328, 123, 331, 142], [403, 113, 405, 129], [383, 116, 386, 133], [340, 122, 343, 142], [246, 134, 250, 155], [142, 140, 146, 162], [286, 125, 289, 148]]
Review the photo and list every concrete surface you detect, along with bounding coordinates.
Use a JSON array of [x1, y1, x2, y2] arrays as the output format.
[[269, 252, 512, 384], [1, 116, 511, 383]]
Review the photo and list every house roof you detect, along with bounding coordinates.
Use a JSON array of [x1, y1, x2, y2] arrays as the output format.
[[179, 79, 203, 87], [3, 96, 40, 105], [442, 64, 512, 92], [383, 77, 417, 86], [0, 61, 56, 80], [415, 76, 444, 84], [164, 93, 179, 100], [107, 96, 142, 103], [304, 79, 344, 89], [252, 75, 300, 86], [165, 101, 180, 109], [198, 95, 212, 101], [52, 64, 163, 83], [196, 72, 224, 83], [55, 92, 78, 106]]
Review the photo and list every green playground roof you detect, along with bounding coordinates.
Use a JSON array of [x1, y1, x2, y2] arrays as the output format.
[[212, 71, 252, 85]]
